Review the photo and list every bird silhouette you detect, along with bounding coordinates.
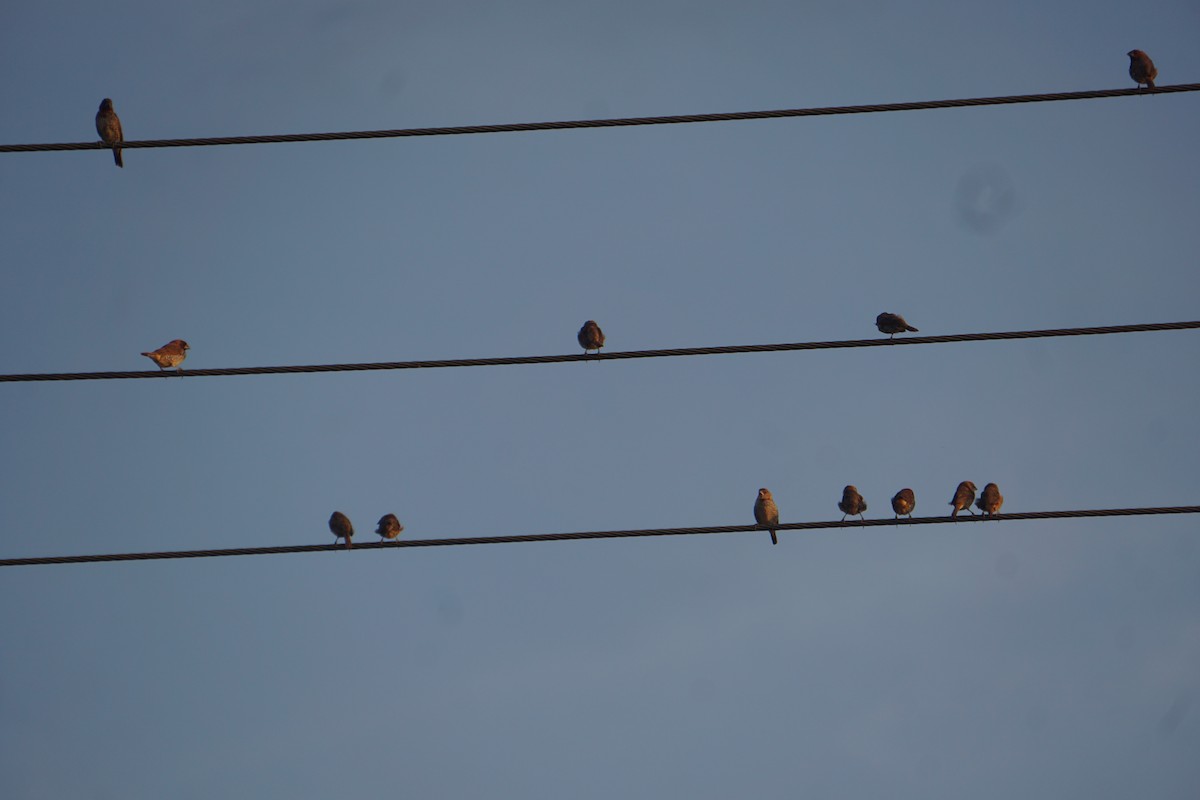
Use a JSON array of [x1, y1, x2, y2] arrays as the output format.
[[376, 513, 404, 542], [329, 511, 354, 549], [949, 481, 978, 518], [1127, 50, 1157, 89], [95, 98, 124, 168], [838, 485, 867, 521], [754, 488, 779, 545], [577, 320, 605, 355], [876, 312, 919, 338], [141, 339, 189, 372], [891, 488, 916, 519], [976, 483, 1004, 516]]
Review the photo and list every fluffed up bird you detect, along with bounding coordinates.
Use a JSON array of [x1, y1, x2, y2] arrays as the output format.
[[876, 312, 919, 338], [95, 98, 124, 168], [1128, 50, 1157, 89], [376, 513, 404, 542], [141, 339, 189, 372], [949, 481, 977, 518], [754, 488, 780, 545], [976, 483, 1004, 516], [839, 485, 867, 521], [891, 488, 916, 519], [329, 511, 354, 549], [577, 320, 605, 355]]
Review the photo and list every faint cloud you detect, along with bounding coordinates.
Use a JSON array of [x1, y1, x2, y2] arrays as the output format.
[[954, 164, 1018, 234]]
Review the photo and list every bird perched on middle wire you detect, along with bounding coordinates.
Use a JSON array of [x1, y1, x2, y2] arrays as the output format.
[[141, 339, 189, 372], [577, 320, 605, 355], [1127, 49, 1157, 89], [949, 481, 977, 518], [976, 483, 1004, 516], [876, 312, 918, 338], [329, 511, 354, 549], [838, 485, 867, 522], [891, 488, 916, 519], [754, 488, 780, 545], [95, 98, 124, 168], [376, 513, 404, 543]]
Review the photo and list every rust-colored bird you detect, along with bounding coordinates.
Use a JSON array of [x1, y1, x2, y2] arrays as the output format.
[[95, 98, 124, 168], [838, 485, 867, 521], [976, 483, 1004, 516], [876, 312, 919, 338], [376, 513, 404, 542], [329, 511, 354, 549], [141, 339, 189, 372], [754, 487, 780, 545], [891, 488, 916, 519], [949, 481, 978, 518], [577, 320, 605, 355], [1127, 50, 1157, 89]]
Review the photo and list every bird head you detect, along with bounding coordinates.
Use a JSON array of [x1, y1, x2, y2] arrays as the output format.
[[99, 98, 114, 112], [757, 488, 772, 500]]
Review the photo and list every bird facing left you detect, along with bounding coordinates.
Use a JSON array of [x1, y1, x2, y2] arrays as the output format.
[[95, 98, 124, 168]]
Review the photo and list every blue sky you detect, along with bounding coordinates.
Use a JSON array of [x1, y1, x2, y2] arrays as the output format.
[[1, 1, 1198, 797]]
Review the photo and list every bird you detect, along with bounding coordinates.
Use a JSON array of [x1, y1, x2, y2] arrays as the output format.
[[891, 488, 916, 519], [577, 320, 605, 355], [753, 488, 780, 545], [141, 339, 189, 372], [876, 312, 919, 338], [949, 481, 978, 518], [376, 513, 404, 542], [976, 483, 1004, 516], [329, 511, 354, 549], [1127, 50, 1157, 89], [838, 485, 867, 522], [95, 98, 124, 168]]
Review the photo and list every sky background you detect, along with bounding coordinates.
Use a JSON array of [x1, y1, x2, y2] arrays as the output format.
[[1, 1, 1199, 797]]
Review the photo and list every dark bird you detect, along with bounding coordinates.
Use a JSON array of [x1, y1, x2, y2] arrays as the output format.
[[329, 511, 354, 549], [838, 485, 867, 521], [976, 483, 1004, 516], [949, 481, 978, 518], [95, 98, 124, 168], [891, 488, 916, 519], [1127, 50, 1157, 89], [753, 488, 780, 545], [577, 320, 605, 354], [376, 513, 404, 542], [141, 339, 189, 372], [876, 312, 919, 338]]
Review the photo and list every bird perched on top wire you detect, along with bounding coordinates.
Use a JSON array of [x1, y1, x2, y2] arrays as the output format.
[[876, 312, 918, 338], [577, 320, 605, 355], [95, 98, 124, 168], [1127, 50, 1157, 89], [891, 488, 916, 519], [754, 488, 780, 545], [949, 481, 977, 518], [329, 511, 354, 549], [976, 483, 1004, 516], [376, 513, 404, 543], [838, 485, 867, 521], [141, 339, 189, 372]]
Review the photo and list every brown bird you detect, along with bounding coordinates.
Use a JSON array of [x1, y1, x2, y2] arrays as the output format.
[[329, 511, 354, 549], [95, 98, 124, 168], [838, 485, 867, 521], [876, 312, 918, 338], [976, 483, 1004, 516], [141, 339, 189, 372], [577, 320, 605, 355], [1127, 50, 1157, 89], [376, 513, 404, 542], [949, 481, 977, 518], [891, 488, 916, 519], [753, 488, 780, 545]]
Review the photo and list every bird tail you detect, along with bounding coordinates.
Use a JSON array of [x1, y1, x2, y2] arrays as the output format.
[[906, 325, 919, 332], [140, 351, 150, 357], [951, 505, 959, 518], [770, 530, 778, 545], [1147, 78, 1155, 89], [113, 147, 123, 168], [345, 537, 352, 550]]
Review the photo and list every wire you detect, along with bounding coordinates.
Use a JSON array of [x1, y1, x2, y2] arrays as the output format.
[[1, 320, 1196, 383], [1, 505, 1194, 567], [2, 85, 1196, 155]]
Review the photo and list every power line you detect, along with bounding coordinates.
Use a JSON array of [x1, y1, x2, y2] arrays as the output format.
[[2, 84, 1196, 155], [1, 506, 1195, 567], [1, 320, 1196, 383]]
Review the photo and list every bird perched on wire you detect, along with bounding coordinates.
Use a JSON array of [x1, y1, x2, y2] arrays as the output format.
[[876, 312, 919, 338], [577, 320, 605, 355], [976, 483, 1004, 516], [329, 511, 354, 549], [95, 98, 124, 168], [949, 481, 977, 518], [838, 485, 867, 521], [1127, 50, 1157, 89], [376, 513, 404, 543], [141, 339, 189, 372], [891, 488, 916, 519], [753, 488, 780, 545]]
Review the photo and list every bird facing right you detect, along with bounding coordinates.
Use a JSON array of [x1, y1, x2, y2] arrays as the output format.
[[329, 511, 354, 549], [141, 339, 189, 371], [95, 98, 124, 168], [1127, 50, 1157, 89], [976, 483, 1004, 516], [577, 320, 605, 354], [376, 513, 404, 542], [754, 488, 780, 545], [949, 481, 978, 518], [891, 488, 916, 519], [838, 485, 867, 521], [876, 312, 919, 338]]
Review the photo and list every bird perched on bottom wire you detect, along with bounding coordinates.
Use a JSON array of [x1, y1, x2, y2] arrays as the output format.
[[329, 511, 354, 549], [753, 488, 780, 545], [141, 339, 189, 372], [376, 513, 404, 543], [891, 488, 916, 519], [95, 98, 124, 168], [876, 312, 918, 338], [577, 320, 605, 355], [1127, 50, 1157, 89], [949, 481, 977, 518], [838, 485, 867, 521], [976, 483, 1004, 516]]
